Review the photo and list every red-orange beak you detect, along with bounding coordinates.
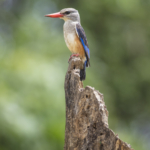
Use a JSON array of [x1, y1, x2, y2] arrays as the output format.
[[45, 12, 64, 18]]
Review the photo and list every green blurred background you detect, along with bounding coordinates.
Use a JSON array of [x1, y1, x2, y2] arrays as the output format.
[[0, 0, 150, 149]]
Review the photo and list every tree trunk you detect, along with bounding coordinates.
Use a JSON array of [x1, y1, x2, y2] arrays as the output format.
[[64, 57, 133, 150]]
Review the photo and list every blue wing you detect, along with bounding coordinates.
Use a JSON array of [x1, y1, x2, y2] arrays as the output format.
[[76, 23, 90, 67]]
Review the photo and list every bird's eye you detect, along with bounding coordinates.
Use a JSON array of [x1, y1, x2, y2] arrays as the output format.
[[65, 11, 70, 15]]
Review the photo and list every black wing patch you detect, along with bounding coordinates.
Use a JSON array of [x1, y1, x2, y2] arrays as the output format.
[[76, 23, 90, 67]]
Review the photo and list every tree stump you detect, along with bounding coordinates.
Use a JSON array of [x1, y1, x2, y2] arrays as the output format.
[[64, 57, 133, 150]]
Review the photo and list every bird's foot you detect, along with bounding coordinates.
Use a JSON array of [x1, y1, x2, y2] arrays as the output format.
[[68, 54, 80, 62]]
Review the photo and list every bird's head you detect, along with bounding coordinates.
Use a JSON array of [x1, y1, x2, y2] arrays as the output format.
[[45, 8, 80, 22]]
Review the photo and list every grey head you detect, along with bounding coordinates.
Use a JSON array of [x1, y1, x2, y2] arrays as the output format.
[[60, 8, 80, 22]]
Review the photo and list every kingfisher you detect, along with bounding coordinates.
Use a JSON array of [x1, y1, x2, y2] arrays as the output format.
[[45, 8, 90, 81]]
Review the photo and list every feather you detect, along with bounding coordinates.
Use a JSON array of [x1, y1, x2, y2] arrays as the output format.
[[75, 23, 90, 67]]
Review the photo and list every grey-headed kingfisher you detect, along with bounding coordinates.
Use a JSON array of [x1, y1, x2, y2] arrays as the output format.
[[45, 8, 90, 81]]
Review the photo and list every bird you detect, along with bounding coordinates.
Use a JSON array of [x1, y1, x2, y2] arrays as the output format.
[[45, 8, 90, 81]]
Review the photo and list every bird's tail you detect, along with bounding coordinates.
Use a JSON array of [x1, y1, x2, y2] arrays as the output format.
[[80, 61, 86, 81], [80, 68, 86, 81]]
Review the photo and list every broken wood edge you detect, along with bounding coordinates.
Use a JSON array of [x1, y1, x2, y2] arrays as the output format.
[[64, 57, 133, 150]]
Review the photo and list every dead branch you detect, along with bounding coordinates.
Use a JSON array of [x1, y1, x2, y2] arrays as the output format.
[[64, 57, 133, 150]]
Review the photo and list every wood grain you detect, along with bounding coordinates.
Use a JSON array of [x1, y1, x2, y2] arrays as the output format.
[[64, 57, 133, 150]]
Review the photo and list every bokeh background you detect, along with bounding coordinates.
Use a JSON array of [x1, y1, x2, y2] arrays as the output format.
[[0, 0, 150, 149]]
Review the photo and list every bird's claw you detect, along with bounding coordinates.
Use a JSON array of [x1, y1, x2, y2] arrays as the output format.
[[68, 54, 80, 62]]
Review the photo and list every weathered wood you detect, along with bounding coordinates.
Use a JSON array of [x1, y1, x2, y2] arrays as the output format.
[[64, 57, 133, 150]]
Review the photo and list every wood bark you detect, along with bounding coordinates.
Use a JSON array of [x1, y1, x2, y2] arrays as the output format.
[[64, 57, 133, 150]]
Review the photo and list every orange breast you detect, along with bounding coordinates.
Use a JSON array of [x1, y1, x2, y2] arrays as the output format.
[[74, 36, 85, 59], [65, 33, 86, 62]]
